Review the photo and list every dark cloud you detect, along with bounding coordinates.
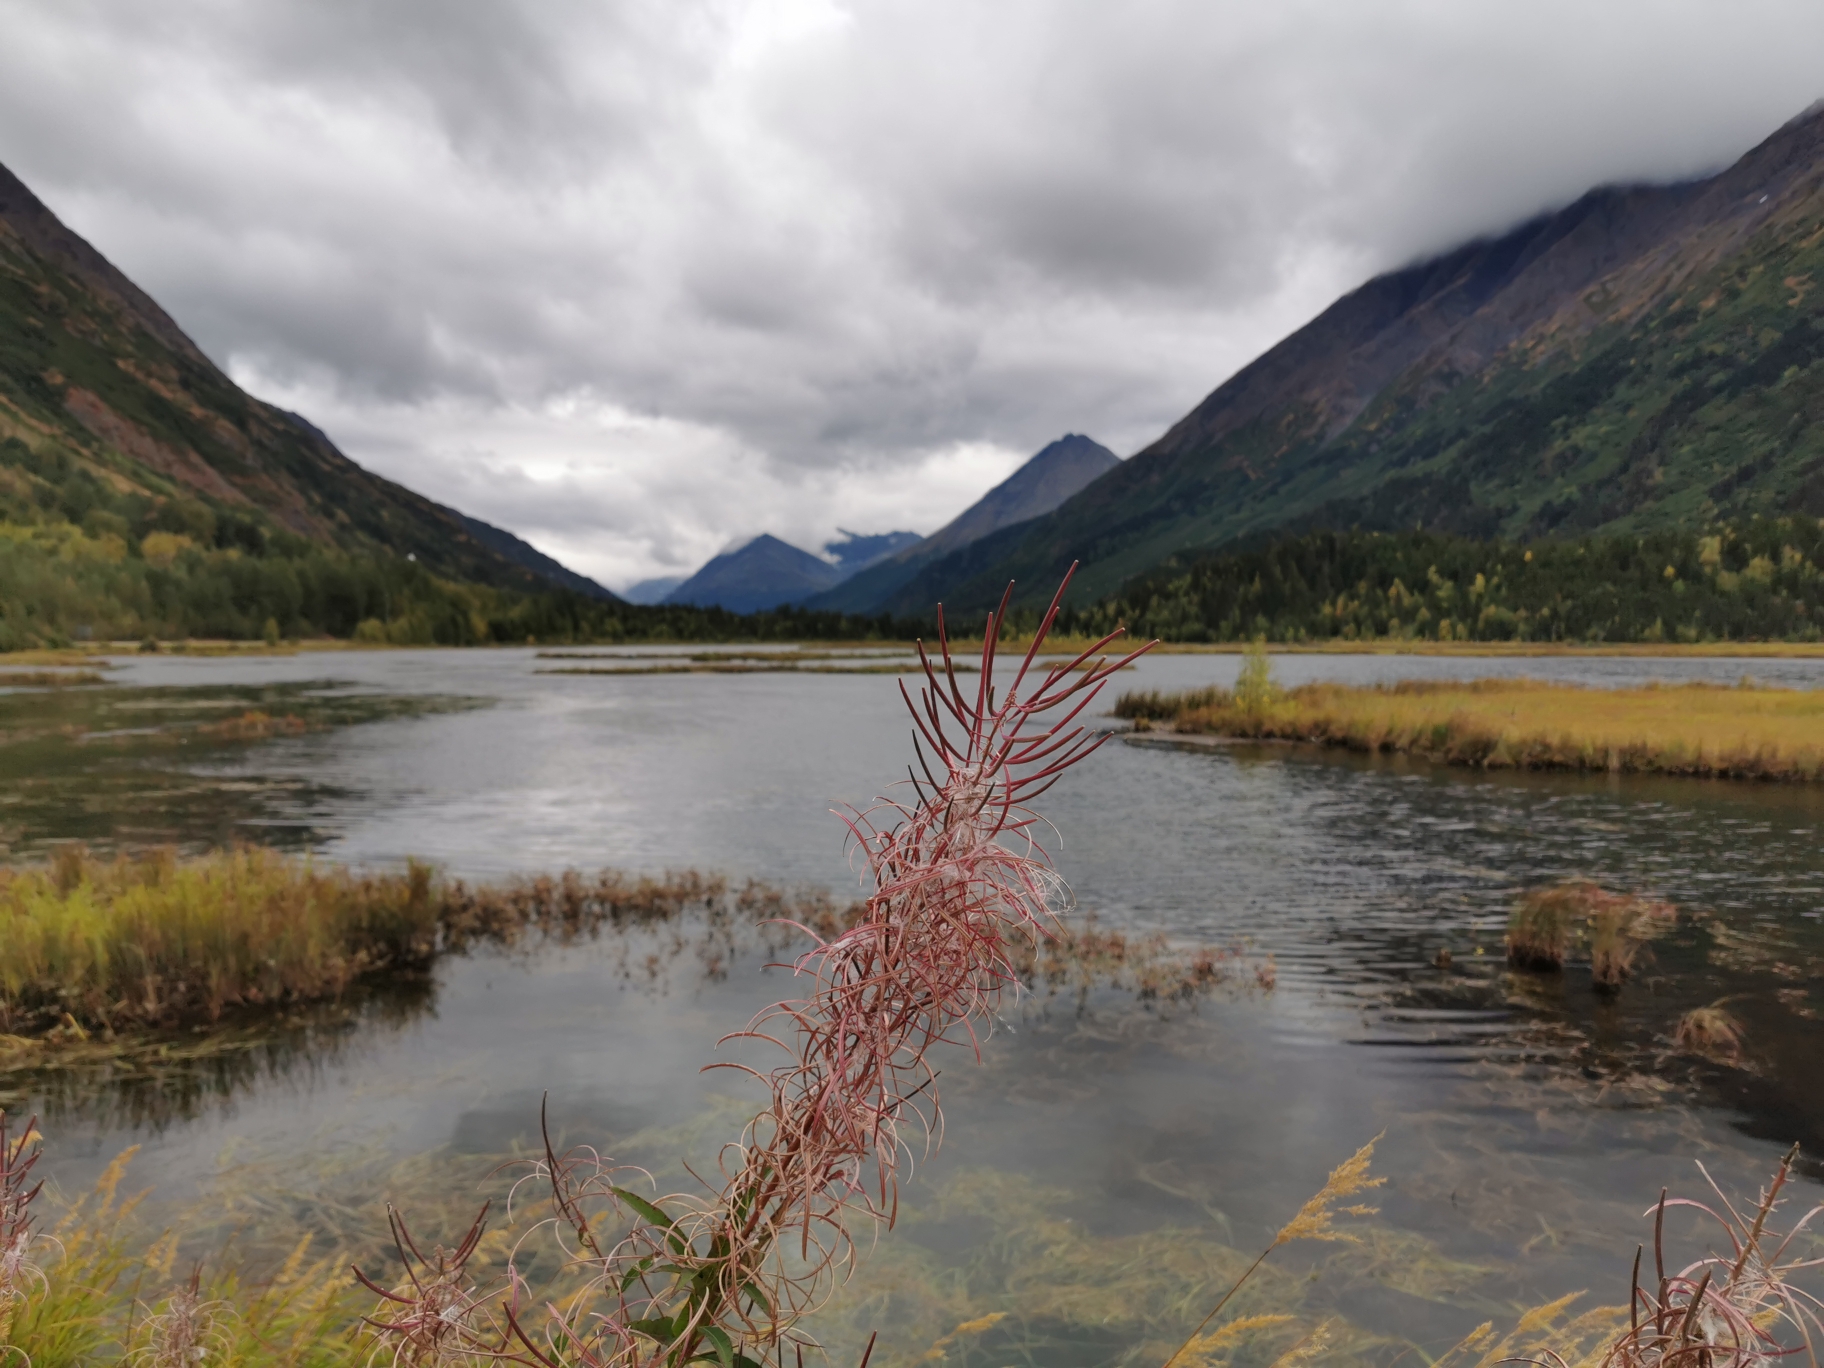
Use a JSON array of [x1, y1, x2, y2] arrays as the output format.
[[2, 0, 1821, 586]]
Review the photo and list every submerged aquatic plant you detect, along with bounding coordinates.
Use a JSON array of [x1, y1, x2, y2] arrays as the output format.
[[354, 572, 1151, 1368], [1675, 1002, 1748, 1064]]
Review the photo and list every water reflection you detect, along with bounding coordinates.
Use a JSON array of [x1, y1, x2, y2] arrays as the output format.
[[0, 680, 485, 857], [4, 649, 1823, 1365]]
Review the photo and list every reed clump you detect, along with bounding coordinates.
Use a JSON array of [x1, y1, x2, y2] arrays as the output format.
[[1, 844, 1245, 1053], [0, 851, 859, 1039], [0, 847, 442, 1036], [1118, 677, 1824, 782], [1505, 882, 1675, 989], [1674, 1002, 1747, 1063]]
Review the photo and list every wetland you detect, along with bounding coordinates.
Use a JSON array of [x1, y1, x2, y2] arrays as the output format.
[[2, 645, 1822, 1366]]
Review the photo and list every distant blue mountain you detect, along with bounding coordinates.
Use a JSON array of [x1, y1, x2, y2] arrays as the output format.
[[620, 575, 685, 605], [664, 535, 846, 613], [661, 527, 925, 614]]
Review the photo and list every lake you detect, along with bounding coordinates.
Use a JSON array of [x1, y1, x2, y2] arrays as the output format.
[[4, 645, 1821, 1365]]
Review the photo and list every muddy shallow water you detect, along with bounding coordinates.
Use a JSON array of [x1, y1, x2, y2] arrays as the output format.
[[4, 646, 1822, 1364]]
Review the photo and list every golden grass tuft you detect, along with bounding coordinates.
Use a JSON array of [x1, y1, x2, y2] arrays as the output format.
[[0, 850, 825, 1039], [1673, 1002, 1747, 1063], [1, 849, 1246, 1050], [1504, 882, 1675, 990], [1120, 677, 1824, 782], [0, 847, 441, 1036]]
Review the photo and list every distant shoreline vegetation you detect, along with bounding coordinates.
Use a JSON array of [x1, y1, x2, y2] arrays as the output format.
[[13, 433, 1824, 651], [1061, 517, 1824, 646], [0, 499, 924, 655]]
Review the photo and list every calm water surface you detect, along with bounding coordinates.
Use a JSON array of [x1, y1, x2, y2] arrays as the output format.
[[4, 646, 1822, 1363]]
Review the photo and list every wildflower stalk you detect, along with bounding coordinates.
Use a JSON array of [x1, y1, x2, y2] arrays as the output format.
[[362, 569, 1151, 1368], [1160, 1134, 1384, 1368], [0, 1113, 47, 1358]]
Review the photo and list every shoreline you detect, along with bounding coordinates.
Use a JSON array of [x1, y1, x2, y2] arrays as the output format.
[[12, 637, 1824, 667], [1115, 678, 1824, 783]]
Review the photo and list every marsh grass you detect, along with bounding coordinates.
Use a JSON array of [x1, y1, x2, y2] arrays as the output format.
[[536, 662, 973, 676], [2, 847, 1255, 1064], [1674, 1003, 1748, 1063], [0, 853, 853, 1041], [0, 848, 442, 1037], [1116, 678, 1824, 782], [1504, 883, 1676, 990], [0, 672, 106, 688]]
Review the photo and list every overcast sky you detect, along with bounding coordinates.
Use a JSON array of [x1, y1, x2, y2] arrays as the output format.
[[4, 1, 1823, 589]]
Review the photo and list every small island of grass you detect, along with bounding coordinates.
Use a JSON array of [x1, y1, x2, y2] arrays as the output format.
[[1117, 673, 1824, 781]]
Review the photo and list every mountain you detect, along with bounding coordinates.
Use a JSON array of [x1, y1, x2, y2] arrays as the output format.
[[877, 102, 1824, 616], [657, 528, 923, 613], [621, 575, 687, 605], [664, 534, 846, 613], [453, 513, 614, 598], [824, 528, 922, 574], [806, 434, 1119, 612], [0, 160, 613, 599]]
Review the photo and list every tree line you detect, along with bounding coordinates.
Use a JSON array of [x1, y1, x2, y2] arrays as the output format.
[[1061, 519, 1824, 644], [0, 436, 920, 649]]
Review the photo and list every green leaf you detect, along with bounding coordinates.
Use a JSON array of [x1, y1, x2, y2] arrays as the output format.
[[615, 1186, 688, 1254], [618, 1256, 658, 1293], [740, 1281, 772, 1315], [629, 1317, 677, 1345], [700, 1325, 735, 1368], [732, 1354, 768, 1368]]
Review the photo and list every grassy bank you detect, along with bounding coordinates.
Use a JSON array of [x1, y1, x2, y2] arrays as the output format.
[[1117, 677, 1824, 780], [0, 850, 839, 1039], [0, 848, 1251, 1044]]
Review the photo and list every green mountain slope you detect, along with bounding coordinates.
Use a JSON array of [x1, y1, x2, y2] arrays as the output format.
[[0, 161, 612, 599], [886, 102, 1824, 616]]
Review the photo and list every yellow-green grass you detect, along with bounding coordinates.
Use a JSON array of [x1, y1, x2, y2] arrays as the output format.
[[0, 851, 783, 1038], [1118, 678, 1824, 781], [0, 848, 441, 1037], [1, 850, 1254, 1045]]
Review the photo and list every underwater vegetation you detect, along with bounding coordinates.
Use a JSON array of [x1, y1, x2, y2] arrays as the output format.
[[2, 575, 1821, 1367]]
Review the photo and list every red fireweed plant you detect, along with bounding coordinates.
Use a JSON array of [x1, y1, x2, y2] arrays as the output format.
[[0, 1113, 50, 1359], [357, 571, 1151, 1368]]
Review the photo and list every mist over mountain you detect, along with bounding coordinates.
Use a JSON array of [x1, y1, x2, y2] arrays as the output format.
[[873, 103, 1824, 616], [620, 575, 687, 606], [808, 435, 1119, 613], [825, 529, 923, 575]]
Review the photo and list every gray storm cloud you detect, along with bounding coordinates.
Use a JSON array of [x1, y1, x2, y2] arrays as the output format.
[[2, 0, 1822, 587]]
